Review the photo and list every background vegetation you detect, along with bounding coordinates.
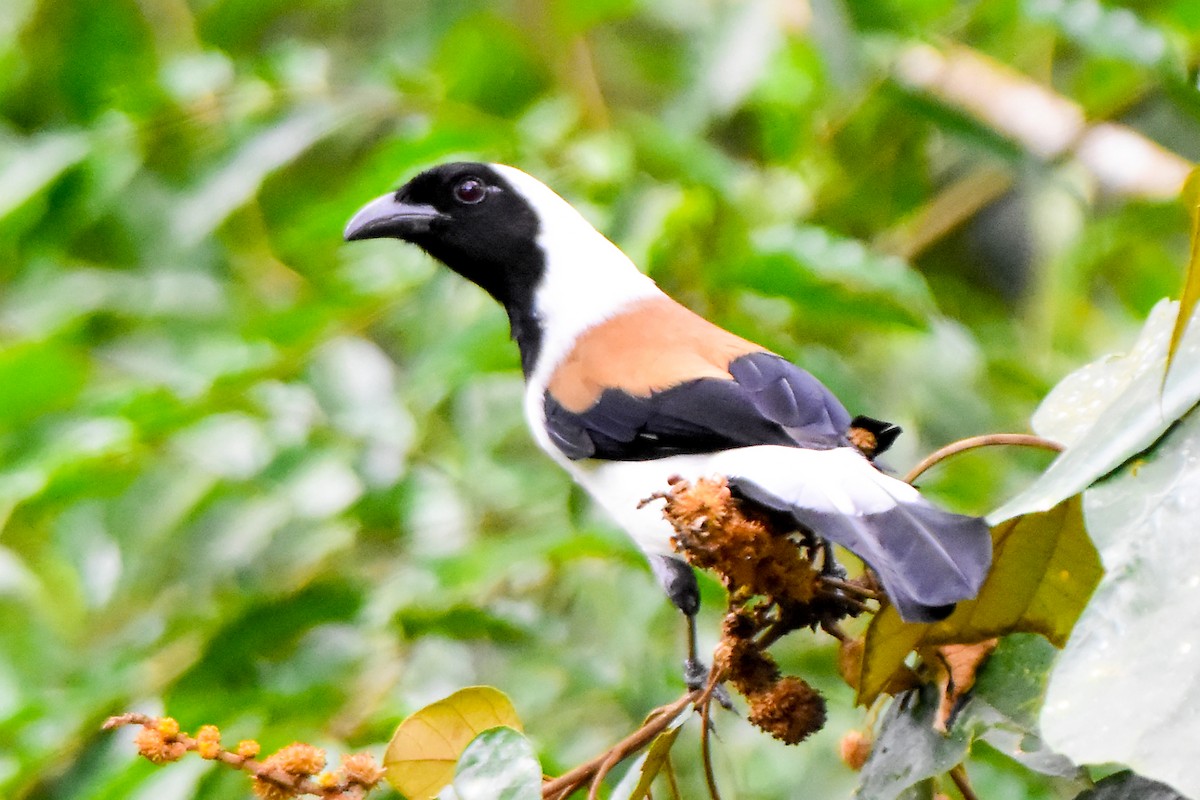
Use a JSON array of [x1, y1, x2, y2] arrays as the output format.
[[2, 0, 1198, 797]]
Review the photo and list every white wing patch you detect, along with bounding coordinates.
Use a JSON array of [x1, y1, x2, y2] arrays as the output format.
[[566, 445, 914, 556]]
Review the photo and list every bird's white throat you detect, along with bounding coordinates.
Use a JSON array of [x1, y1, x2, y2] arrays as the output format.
[[491, 164, 664, 392]]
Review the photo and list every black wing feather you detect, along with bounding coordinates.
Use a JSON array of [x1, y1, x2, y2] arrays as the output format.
[[544, 352, 854, 461]]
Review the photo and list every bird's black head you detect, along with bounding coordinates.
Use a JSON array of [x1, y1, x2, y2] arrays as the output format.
[[344, 162, 544, 309]]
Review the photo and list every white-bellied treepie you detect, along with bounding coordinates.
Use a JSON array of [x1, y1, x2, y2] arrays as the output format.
[[344, 163, 991, 683]]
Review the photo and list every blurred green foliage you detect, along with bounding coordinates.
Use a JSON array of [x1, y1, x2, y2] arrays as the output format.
[[0, 0, 1196, 798]]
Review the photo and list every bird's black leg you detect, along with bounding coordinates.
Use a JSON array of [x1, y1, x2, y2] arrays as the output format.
[[820, 540, 847, 578], [650, 554, 700, 618], [650, 556, 731, 707], [649, 555, 705, 689]]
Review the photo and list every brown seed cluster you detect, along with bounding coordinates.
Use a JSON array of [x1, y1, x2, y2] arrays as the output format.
[[714, 611, 827, 745], [652, 476, 822, 604], [646, 477, 882, 746], [748, 677, 827, 745]]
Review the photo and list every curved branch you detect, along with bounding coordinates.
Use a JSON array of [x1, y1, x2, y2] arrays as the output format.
[[697, 666, 727, 800], [541, 692, 696, 799], [102, 714, 379, 798], [904, 433, 1064, 484]]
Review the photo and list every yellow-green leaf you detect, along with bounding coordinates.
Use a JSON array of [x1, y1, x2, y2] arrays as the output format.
[[1168, 166, 1200, 379], [384, 686, 524, 799], [856, 496, 1101, 705], [610, 704, 691, 800]]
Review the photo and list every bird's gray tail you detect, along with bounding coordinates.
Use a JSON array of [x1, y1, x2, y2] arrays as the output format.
[[729, 477, 992, 622]]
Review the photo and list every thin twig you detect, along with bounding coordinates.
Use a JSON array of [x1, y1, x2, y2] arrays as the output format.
[[949, 764, 980, 800], [541, 692, 696, 799], [820, 576, 880, 600], [697, 667, 726, 800], [815, 591, 871, 614], [102, 714, 378, 798], [904, 433, 1064, 484], [821, 621, 849, 642], [587, 745, 628, 800]]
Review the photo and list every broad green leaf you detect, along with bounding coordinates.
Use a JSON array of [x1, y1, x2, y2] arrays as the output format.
[[609, 704, 692, 800], [745, 225, 936, 328], [552, 0, 637, 35], [1041, 407, 1200, 799], [1023, 0, 1170, 67], [172, 104, 347, 246], [857, 637, 1084, 800], [991, 299, 1200, 522], [0, 342, 89, 423], [855, 684, 968, 800], [453, 726, 541, 800], [858, 497, 1100, 705], [384, 686, 524, 800], [1071, 771, 1188, 800], [0, 131, 89, 221]]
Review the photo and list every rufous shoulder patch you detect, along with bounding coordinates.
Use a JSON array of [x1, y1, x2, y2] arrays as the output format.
[[547, 296, 767, 412]]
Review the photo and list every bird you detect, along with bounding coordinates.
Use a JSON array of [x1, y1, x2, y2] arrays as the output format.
[[344, 162, 992, 675]]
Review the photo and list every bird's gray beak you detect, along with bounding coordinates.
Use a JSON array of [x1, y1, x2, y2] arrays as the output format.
[[343, 193, 446, 242]]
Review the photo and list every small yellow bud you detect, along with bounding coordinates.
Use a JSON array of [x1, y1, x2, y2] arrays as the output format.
[[155, 717, 180, 738], [135, 726, 186, 764], [196, 725, 221, 759], [250, 777, 292, 800], [270, 742, 325, 776], [340, 752, 385, 786], [237, 740, 262, 759]]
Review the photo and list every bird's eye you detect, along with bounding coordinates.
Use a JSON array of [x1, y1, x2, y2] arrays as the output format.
[[453, 177, 488, 205]]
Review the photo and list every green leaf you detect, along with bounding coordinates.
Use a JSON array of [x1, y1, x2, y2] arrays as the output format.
[[857, 636, 1084, 800], [992, 299, 1200, 522], [1040, 406, 1200, 799], [1071, 771, 1188, 800], [1023, 0, 1171, 67], [609, 704, 691, 800], [744, 225, 936, 328], [858, 497, 1101, 705], [856, 684, 969, 800], [384, 686, 524, 800], [0, 131, 90, 221], [395, 604, 531, 644], [172, 104, 348, 246], [453, 726, 541, 800], [0, 342, 89, 424]]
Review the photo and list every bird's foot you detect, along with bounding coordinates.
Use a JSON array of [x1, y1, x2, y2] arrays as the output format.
[[684, 658, 734, 710], [819, 541, 847, 579]]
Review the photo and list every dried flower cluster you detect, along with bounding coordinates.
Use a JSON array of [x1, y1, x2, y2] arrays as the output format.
[[103, 714, 384, 800], [649, 477, 884, 745], [714, 610, 826, 744], [648, 476, 823, 604]]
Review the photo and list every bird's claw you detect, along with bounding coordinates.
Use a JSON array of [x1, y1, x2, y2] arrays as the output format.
[[684, 658, 734, 710]]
